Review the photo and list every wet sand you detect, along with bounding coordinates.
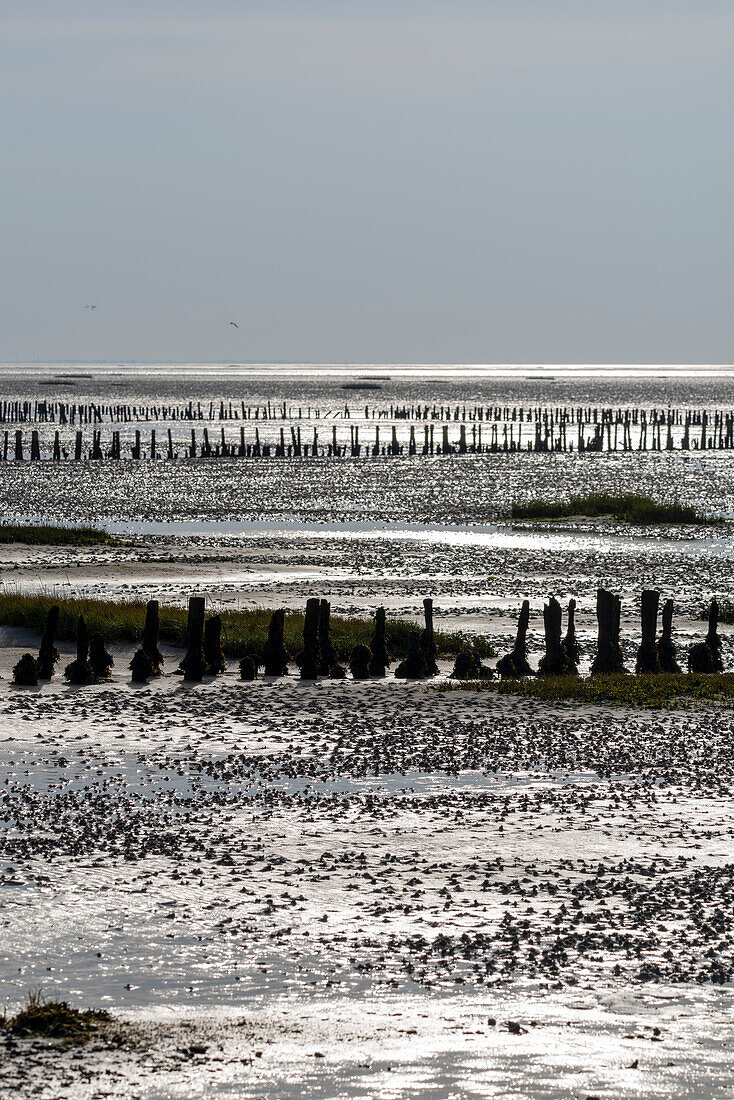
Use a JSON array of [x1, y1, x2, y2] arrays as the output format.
[[1, 631, 734, 1096]]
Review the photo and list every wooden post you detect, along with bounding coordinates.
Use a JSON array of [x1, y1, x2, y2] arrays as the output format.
[[688, 599, 723, 673], [89, 633, 114, 680], [37, 605, 60, 679], [204, 615, 226, 676], [635, 589, 660, 673], [369, 606, 390, 677], [300, 597, 320, 680], [590, 588, 627, 675], [262, 609, 289, 676], [537, 596, 576, 675], [318, 599, 345, 678], [657, 598, 681, 673], [496, 600, 533, 678], [419, 597, 438, 675], [64, 615, 93, 684], [179, 596, 206, 681]]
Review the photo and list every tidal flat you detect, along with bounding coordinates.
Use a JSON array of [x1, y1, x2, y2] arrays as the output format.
[[1, 366, 733, 1098]]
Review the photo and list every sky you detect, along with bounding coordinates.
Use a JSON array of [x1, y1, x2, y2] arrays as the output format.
[[2, 1, 733, 364]]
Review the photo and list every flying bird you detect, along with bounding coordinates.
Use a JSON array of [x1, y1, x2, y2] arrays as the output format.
[[229, 321, 239, 328], [84, 304, 96, 310]]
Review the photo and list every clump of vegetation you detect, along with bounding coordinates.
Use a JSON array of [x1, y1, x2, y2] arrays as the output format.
[[0, 523, 123, 547], [511, 493, 707, 525], [2, 990, 111, 1044], [437, 672, 734, 708], [0, 593, 493, 661]]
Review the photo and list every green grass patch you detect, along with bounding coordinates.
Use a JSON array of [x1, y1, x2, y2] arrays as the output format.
[[2, 991, 111, 1043], [437, 672, 734, 707], [0, 592, 493, 661], [511, 493, 707, 525], [0, 523, 123, 547]]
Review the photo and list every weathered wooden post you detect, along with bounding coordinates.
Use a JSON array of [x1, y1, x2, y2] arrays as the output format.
[[590, 588, 627, 675], [318, 599, 345, 678], [89, 633, 114, 680], [537, 596, 576, 675], [496, 600, 533, 678], [369, 606, 390, 677], [262, 609, 289, 676], [300, 597, 320, 680], [657, 598, 681, 673], [419, 597, 438, 676], [130, 599, 163, 682], [562, 598, 580, 671], [688, 599, 724, 673], [14, 430, 23, 461], [204, 615, 226, 675], [64, 615, 93, 684], [38, 605, 60, 679], [30, 431, 40, 461], [635, 589, 661, 673], [179, 596, 206, 681]]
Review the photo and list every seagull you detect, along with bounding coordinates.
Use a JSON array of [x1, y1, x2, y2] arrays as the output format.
[[229, 321, 238, 328], [85, 304, 96, 310]]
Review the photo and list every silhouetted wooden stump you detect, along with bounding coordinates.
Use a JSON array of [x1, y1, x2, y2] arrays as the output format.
[[395, 632, 429, 679], [688, 598, 723, 673], [318, 599, 345, 678], [562, 598, 580, 670], [204, 615, 226, 676], [369, 606, 390, 677], [590, 588, 627, 675], [419, 597, 438, 676], [13, 653, 39, 686], [537, 596, 575, 676], [657, 598, 681, 673], [142, 599, 163, 672], [636, 589, 661, 673], [300, 597, 320, 680], [90, 633, 114, 680], [37, 604, 60, 680], [179, 596, 206, 681], [450, 646, 493, 680], [262, 608, 289, 676], [496, 600, 533, 678], [130, 599, 163, 682], [239, 654, 258, 680], [349, 643, 372, 680], [64, 615, 93, 684]]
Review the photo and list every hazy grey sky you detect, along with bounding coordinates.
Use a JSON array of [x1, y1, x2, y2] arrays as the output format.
[[2, 1, 733, 363]]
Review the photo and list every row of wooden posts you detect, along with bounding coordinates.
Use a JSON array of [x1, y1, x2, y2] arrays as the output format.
[[11, 591, 724, 688], [3, 415, 732, 462], [3, 397, 728, 427]]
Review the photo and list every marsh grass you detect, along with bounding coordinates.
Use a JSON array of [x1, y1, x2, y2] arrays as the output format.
[[437, 672, 734, 707], [0, 593, 493, 660], [0, 524, 122, 547], [2, 990, 111, 1044], [511, 493, 707, 525]]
